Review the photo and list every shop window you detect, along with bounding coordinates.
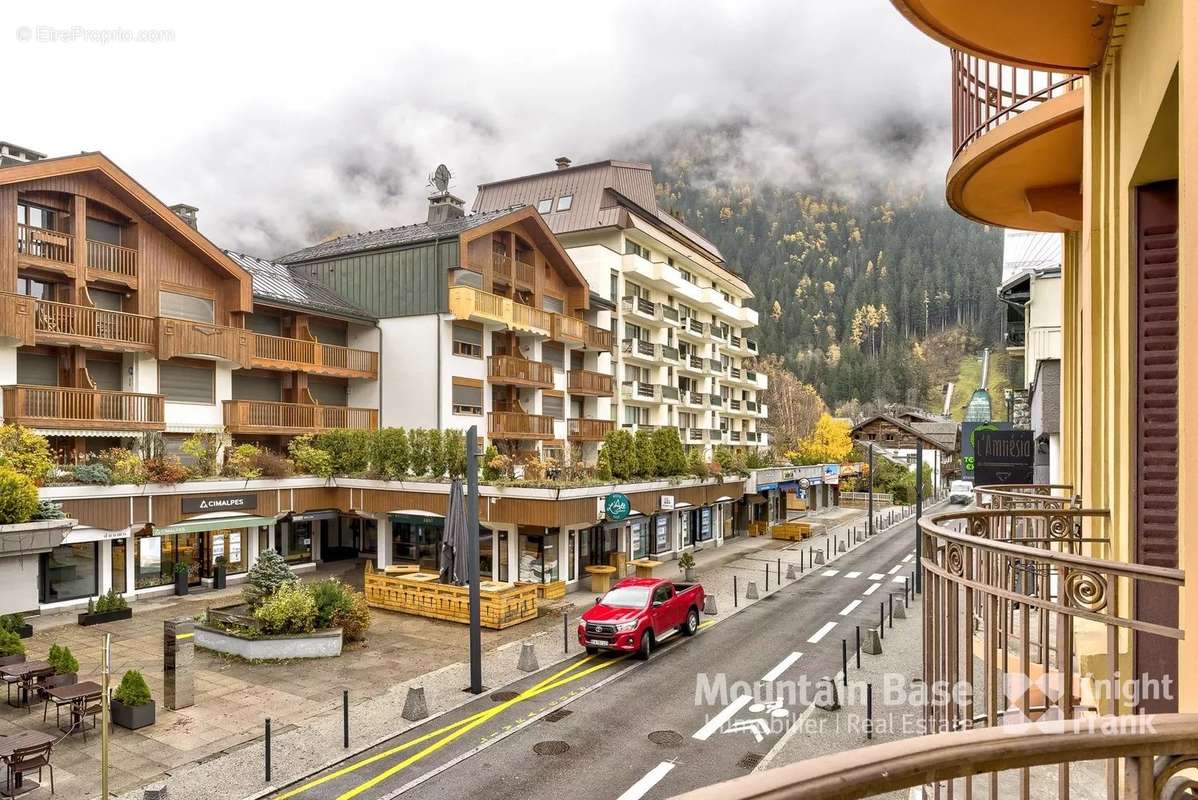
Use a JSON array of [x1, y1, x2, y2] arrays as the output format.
[[111, 538, 127, 595], [40, 542, 98, 604], [651, 515, 670, 555], [391, 514, 444, 571], [279, 522, 314, 564], [630, 520, 649, 560], [518, 527, 558, 583]]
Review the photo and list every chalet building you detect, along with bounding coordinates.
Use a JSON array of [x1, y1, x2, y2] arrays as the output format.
[[278, 185, 614, 464], [472, 158, 768, 458], [850, 414, 955, 489]]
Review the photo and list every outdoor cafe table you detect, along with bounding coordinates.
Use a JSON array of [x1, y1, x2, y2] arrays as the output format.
[[0, 662, 53, 709], [628, 559, 663, 579], [0, 730, 55, 797], [47, 681, 102, 735], [584, 565, 617, 593]]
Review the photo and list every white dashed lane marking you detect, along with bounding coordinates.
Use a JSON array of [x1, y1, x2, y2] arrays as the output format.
[[888, 565, 903, 575], [839, 600, 861, 616], [822, 570, 839, 577], [761, 651, 803, 682], [807, 621, 837, 644], [868, 573, 885, 581], [844, 571, 861, 579], [863, 582, 882, 596]]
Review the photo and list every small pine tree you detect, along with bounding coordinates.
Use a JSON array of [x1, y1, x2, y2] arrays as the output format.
[[599, 430, 637, 480], [426, 429, 447, 478], [243, 549, 298, 608], [633, 429, 657, 478], [481, 444, 503, 481], [651, 427, 687, 477]]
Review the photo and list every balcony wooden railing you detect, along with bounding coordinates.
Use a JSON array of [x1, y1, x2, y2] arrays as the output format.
[[567, 369, 613, 396], [488, 355, 553, 388], [0, 293, 35, 345], [3, 385, 164, 430], [582, 322, 612, 351], [487, 411, 553, 440], [567, 418, 614, 441], [87, 239, 138, 280], [159, 317, 253, 368], [488, 253, 536, 289], [223, 400, 378, 435], [17, 224, 73, 264], [952, 50, 1081, 157], [32, 298, 155, 351], [551, 313, 585, 346], [252, 332, 378, 378], [511, 302, 552, 334]]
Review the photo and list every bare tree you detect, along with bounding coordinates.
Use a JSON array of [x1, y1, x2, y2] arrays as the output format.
[[758, 354, 827, 454]]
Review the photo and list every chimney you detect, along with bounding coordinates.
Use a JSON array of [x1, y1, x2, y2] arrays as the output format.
[[554, 156, 572, 170], [170, 204, 199, 230], [427, 191, 465, 225], [0, 141, 46, 166]]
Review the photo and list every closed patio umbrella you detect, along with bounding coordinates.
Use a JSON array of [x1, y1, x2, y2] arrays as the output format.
[[440, 478, 470, 585]]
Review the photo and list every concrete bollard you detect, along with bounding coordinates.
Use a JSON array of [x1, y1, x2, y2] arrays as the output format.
[[786, 563, 797, 580], [893, 596, 908, 620], [703, 594, 719, 616], [401, 686, 429, 721], [745, 580, 760, 600], [143, 786, 168, 800], [517, 642, 540, 673], [812, 550, 826, 565], [815, 676, 841, 711], [862, 627, 883, 655]]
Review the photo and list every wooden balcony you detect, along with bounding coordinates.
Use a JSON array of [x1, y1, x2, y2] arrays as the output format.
[[567, 369, 613, 396], [550, 313, 586, 347], [17, 224, 74, 267], [223, 400, 378, 436], [582, 322, 612, 352], [86, 240, 138, 286], [488, 355, 553, 389], [487, 411, 553, 440], [159, 317, 253, 368], [448, 286, 552, 336], [251, 332, 378, 379], [567, 418, 614, 442], [0, 293, 35, 345], [31, 297, 155, 353], [488, 253, 536, 291], [3, 385, 165, 431]]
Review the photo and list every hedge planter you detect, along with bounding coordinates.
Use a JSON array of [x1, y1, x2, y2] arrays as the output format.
[[111, 698, 156, 730], [195, 624, 343, 660], [78, 607, 133, 626], [175, 571, 189, 596]]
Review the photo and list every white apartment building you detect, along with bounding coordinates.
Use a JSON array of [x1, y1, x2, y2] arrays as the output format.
[[473, 158, 768, 458]]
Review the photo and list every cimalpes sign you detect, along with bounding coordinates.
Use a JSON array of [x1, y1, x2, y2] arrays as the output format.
[[180, 493, 258, 514], [973, 429, 1035, 485]]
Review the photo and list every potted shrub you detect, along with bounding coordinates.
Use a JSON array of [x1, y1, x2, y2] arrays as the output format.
[[78, 589, 132, 626], [46, 644, 79, 676], [213, 555, 227, 590], [0, 629, 25, 666], [174, 561, 190, 596], [678, 551, 697, 582], [0, 613, 32, 640], [110, 670, 155, 730]]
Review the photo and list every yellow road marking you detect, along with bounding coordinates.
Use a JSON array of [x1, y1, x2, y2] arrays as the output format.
[[273, 656, 596, 799], [334, 658, 622, 800]]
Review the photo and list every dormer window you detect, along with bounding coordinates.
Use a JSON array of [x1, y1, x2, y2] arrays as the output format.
[[536, 198, 553, 214], [556, 194, 573, 212]]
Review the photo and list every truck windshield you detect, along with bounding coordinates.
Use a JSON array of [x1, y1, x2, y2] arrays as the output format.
[[601, 586, 651, 608]]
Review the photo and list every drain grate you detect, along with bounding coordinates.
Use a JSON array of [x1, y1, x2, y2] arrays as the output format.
[[647, 730, 684, 747], [490, 691, 519, 702], [543, 709, 573, 722], [533, 740, 571, 756], [737, 752, 765, 770]]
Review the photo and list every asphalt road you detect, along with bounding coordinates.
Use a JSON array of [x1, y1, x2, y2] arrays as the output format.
[[268, 511, 929, 800]]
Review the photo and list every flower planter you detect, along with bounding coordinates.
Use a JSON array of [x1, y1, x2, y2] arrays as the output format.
[[14, 624, 33, 639], [213, 564, 227, 590], [78, 607, 133, 627], [111, 698, 156, 730], [175, 571, 189, 596], [195, 624, 343, 660], [683, 567, 697, 582]]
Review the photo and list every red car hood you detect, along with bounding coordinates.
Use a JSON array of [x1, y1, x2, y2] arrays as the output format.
[[581, 604, 645, 624]]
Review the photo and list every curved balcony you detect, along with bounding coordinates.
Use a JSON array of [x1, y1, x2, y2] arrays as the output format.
[[947, 51, 1084, 232], [890, 0, 1116, 72]]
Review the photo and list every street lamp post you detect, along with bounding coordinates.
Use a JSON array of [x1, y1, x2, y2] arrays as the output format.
[[915, 439, 923, 594], [467, 426, 483, 694], [867, 443, 874, 538]]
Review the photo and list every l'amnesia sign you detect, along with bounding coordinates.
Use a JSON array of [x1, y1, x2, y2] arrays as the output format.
[[973, 430, 1035, 486]]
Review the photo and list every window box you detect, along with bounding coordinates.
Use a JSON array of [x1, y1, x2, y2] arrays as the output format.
[[78, 607, 133, 627]]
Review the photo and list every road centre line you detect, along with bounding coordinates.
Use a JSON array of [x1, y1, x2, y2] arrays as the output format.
[[761, 652, 803, 682], [888, 565, 903, 575], [807, 621, 837, 644], [693, 694, 754, 741], [839, 600, 861, 616], [844, 571, 861, 578], [903, 554, 914, 563], [863, 582, 882, 596], [822, 569, 839, 577], [868, 573, 885, 580], [615, 761, 677, 800]]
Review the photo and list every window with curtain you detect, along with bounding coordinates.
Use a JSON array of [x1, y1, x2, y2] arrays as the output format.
[[159, 290, 214, 323], [452, 323, 483, 358], [159, 362, 215, 404], [452, 382, 482, 415]]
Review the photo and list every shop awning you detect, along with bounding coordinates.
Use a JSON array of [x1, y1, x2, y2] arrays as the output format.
[[713, 496, 734, 503], [152, 515, 278, 536], [32, 429, 133, 438]]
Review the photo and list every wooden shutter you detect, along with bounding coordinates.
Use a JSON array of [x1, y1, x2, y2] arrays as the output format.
[[1134, 179, 1179, 713]]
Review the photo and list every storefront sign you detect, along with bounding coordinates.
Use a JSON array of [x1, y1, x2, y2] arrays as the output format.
[[181, 493, 257, 514], [139, 536, 162, 571], [654, 515, 669, 552], [700, 507, 712, 541], [660, 495, 675, 511], [798, 478, 811, 489], [605, 492, 631, 521], [822, 464, 840, 486]]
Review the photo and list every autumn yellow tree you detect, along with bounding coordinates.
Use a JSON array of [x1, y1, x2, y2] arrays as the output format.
[[758, 355, 826, 453], [792, 413, 853, 465]]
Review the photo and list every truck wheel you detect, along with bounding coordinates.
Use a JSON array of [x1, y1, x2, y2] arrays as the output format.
[[586, 646, 598, 656], [681, 608, 699, 636], [635, 631, 653, 661]]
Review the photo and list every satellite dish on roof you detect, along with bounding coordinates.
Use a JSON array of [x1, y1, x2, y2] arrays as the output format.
[[430, 164, 452, 194]]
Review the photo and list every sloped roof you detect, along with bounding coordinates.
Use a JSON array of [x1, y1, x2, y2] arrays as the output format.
[[275, 206, 522, 264], [911, 421, 960, 452], [224, 250, 375, 321], [851, 414, 955, 452]]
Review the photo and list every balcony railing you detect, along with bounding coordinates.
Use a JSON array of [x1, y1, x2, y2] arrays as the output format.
[[621, 295, 657, 319], [567, 369, 613, 396], [159, 318, 253, 368], [952, 50, 1081, 157], [488, 411, 553, 440], [660, 345, 679, 363], [729, 399, 741, 411], [17, 224, 73, 264], [87, 239, 138, 280], [448, 286, 552, 336], [488, 355, 553, 388], [488, 253, 536, 290], [511, 301, 553, 334], [620, 381, 658, 402], [660, 385, 679, 402], [3, 385, 164, 430], [567, 418, 614, 441], [621, 338, 656, 360], [550, 313, 585, 346], [709, 394, 723, 407], [223, 400, 378, 435], [582, 321, 612, 352], [683, 318, 705, 336], [26, 297, 155, 351]]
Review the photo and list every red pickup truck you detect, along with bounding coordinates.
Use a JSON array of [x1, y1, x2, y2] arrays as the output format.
[[578, 577, 705, 660]]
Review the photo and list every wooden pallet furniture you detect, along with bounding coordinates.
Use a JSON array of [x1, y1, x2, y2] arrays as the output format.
[[770, 522, 812, 541], [363, 564, 538, 629]]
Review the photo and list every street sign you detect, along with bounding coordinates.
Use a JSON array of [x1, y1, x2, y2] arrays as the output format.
[[974, 429, 1035, 485], [605, 492, 631, 521]]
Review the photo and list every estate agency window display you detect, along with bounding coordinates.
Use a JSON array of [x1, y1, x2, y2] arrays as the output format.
[[136, 493, 272, 587]]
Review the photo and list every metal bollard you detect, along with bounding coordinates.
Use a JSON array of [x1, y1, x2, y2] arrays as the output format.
[[265, 718, 271, 783], [777, 558, 781, 584], [564, 612, 569, 653], [866, 683, 873, 740], [880, 603, 885, 639], [764, 563, 769, 593], [734, 575, 738, 608], [841, 639, 848, 687], [343, 689, 349, 748], [800, 548, 805, 573], [855, 625, 861, 668], [889, 594, 894, 628]]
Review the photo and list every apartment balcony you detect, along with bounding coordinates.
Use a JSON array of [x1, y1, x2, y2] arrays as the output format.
[[683, 427, 706, 445], [0, 293, 156, 353], [487, 411, 554, 440], [567, 418, 614, 442], [708, 394, 723, 409], [487, 253, 536, 292], [251, 332, 378, 379], [947, 51, 1084, 232], [660, 344, 680, 364], [16, 224, 74, 270], [745, 338, 758, 355], [678, 353, 706, 376], [889, 0, 1116, 72], [751, 369, 768, 390], [728, 398, 742, 413], [448, 286, 552, 336], [620, 337, 659, 365], [620, 253, 706, 306], [550, 313, 612, 351], [680, 391, 708, 408], [3, 385, 165, 431], [567, 369, 614, 396], [86, 239, 138, 286], [159, 317, 254, 368], [620, 381, 660, 403], [729, 430, 742, 443], [660, 385, 680, 403], [488, 355, 553, 389], [677, 318, 707, 342], [745, 431, 759, 444], [620, 295, 677, 327], [708, 428, 724, 443], [223, 400, 378, 436]]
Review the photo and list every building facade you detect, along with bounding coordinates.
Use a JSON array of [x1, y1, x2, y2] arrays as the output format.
[[472, 159, 768, 458]]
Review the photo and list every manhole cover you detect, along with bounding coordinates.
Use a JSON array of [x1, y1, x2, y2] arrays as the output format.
[[543, 709, 573, 722], [647, 730, 684, 746], [737, 752, 764, 770], [533, 740, 570, 756], [490, 691, 519, 702]]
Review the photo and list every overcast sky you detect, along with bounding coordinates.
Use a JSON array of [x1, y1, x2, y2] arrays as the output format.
[[3, 0, 948, 256]]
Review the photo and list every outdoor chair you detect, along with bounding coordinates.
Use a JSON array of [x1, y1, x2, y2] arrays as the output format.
[[79, 697, 106, 743], [5, 741, 53, 795], [36, 674, 77, 724]]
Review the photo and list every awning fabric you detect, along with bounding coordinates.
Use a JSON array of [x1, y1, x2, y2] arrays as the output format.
[[153, 516, 278, 536], [33, 429, 132, 438]]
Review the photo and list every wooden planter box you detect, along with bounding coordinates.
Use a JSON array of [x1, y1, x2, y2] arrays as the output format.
[[78, 607, 133, 626], [364, 565, 538, 629], [111, 698, 156, 730], [770, 522, 812, 541]]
